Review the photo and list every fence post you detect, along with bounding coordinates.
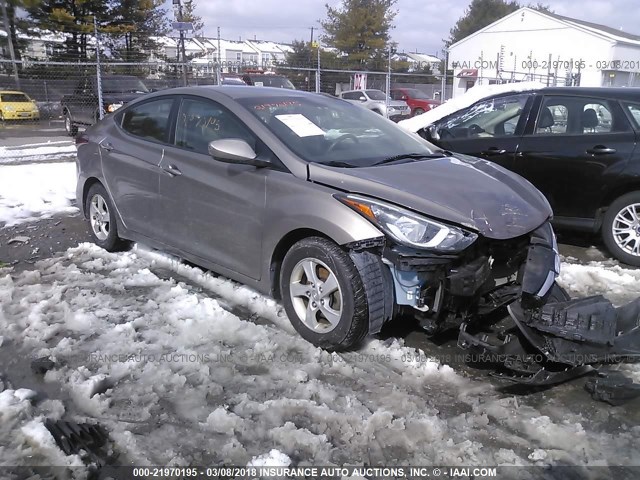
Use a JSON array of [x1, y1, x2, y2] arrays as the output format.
[[1, 0, 20, 90], [94, 17, 104, 120], [385, 45, 391, 119], [315, 45, 320, 93]]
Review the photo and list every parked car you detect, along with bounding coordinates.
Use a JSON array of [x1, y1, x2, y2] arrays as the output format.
[[339, 89, 411, 121], [241, 73, 295, 89], [406, 86, 640, 266], [390, 87, 440, 116], [61, 75, 150, 136], [0, 90, 40, 121], [220, 75, 247, 86]]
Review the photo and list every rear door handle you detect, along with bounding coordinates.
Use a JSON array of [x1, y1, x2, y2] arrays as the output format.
[[587, 146, 616, 155], [480, 148, 507, 156], [162, 164, 182, 177]]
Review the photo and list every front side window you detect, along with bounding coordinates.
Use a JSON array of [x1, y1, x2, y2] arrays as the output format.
[[437, 93, 530, 139], [121, 98, 174, 143], [365, 90, 387, 101], [175, 98, 256, 155], [533, 96, 628, 135]]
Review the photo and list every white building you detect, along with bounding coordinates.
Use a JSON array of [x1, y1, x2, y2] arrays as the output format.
[[392, 52, 441, 74], [447, 7, 640, 97]]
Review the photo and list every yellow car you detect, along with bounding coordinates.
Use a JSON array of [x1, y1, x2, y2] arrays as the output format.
[[0, 90, 40, 121]]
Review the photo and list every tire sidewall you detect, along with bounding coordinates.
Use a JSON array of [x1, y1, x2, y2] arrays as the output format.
[[602, 192, 640, 267], [280, 240, 358, 349], [85, 184, 120, 251]]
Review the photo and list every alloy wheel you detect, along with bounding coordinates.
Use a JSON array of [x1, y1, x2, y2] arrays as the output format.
[[612, 203, 640, 257], [89, 193, 110, 241], [289, 258, 343, 333]]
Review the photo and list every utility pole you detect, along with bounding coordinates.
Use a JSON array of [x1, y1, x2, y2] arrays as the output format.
[[315, 42, 320, 93], [217, 26, 222, 84], [308, 27, 314, 91], [0, 0, 19, 89], [94, 17, 104, 120], [173, 0, 188, 86]]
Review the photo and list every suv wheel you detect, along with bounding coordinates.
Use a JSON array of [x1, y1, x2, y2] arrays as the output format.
[[602, 192, 640, 266], [280, 237, 370, 351], [64, 110, 78, 137], [413, 108, 425, 116], [85, 183, 129, 252]]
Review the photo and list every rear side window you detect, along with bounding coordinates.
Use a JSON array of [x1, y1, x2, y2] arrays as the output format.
[[121, 98, 174, 143], [623, 102, 640, 129], [534, 96, 629, 135]]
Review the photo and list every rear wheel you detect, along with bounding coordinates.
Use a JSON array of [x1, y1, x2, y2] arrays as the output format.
[[602, 192, 640, 267], [280, 237, 370, 351], [413, 108, 425, 116], [85, 183, 129, 252], [64, 110, 78, 137]]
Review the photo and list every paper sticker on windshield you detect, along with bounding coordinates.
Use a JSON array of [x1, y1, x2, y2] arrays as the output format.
[[255, 81, 264, 87], [275, 114, 325, 137]]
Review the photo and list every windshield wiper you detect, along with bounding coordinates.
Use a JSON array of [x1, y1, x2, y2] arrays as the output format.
[[321, 160, 356, 168], [371, 153, 445, 167]]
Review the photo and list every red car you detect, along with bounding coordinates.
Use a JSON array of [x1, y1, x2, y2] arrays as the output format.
[[390, 87, 440, 116]]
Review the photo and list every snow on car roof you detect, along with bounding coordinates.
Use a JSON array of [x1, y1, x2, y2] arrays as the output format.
[[398, 81, 546, 133]]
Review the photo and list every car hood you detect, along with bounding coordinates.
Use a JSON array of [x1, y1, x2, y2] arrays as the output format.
[[308, 154, 552, 240]]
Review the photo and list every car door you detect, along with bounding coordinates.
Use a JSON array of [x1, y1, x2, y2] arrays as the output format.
[[430, 93, 535, 172], [159, 96, 268, 280], [100, 96, 176, 240], [515, 94, 636, 220]]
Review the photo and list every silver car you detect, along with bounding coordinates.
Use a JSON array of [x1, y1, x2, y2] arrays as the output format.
[[339, 89, 410, 121], [76, 86, 640, 384]]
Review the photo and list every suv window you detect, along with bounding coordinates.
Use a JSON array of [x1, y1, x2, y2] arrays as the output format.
[[437, 93, 530, 138], [341, 91, 363, 100], [623, 102, 640, 129], [121, 98, 174, 143], [533, 96, 628, 135], [175, 98, 257, 154]]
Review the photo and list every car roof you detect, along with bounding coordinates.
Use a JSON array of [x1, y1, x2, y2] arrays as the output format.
[[0, 90, 28, 95], [150, 85, 316, 101], [531, 86, 640, 100]]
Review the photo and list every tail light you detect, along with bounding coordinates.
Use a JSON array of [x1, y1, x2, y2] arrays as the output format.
[[75, 134, 89, 146]]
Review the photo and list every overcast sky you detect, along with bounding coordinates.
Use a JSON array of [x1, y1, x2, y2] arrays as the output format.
[[168, 0, 640, 55]]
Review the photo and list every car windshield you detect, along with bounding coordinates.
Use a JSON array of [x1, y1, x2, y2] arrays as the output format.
[[1, 93, 30, 102], [402, 88, 430, 100], [222, 77, 246, 85], [365, 90, 387, 101], [238, 95, 438, 167], [249, 76, 295, 89], [102, 77, 149, 94]]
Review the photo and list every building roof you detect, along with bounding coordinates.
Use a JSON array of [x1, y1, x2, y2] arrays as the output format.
[[449, 7, 640, 49]]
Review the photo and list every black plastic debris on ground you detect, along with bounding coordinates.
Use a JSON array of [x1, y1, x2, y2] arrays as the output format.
[[44, 419, 112, 467], [585, 371, 640, 406]]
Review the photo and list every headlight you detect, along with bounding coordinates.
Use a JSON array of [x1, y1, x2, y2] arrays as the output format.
[[336, 194, 477, 252], [106, 103, 123, 113]]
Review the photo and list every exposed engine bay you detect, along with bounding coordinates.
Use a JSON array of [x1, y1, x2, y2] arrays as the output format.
[[350, 221, 640, 404]]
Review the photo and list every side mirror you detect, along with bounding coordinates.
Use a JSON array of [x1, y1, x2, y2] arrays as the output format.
[[358, 96, 366, 102], [208, 139, 270, 167], [401, 95, 407, 100]]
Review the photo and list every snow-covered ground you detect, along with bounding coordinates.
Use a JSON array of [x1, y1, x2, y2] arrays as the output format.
[[1, 243, 639, 473], [0, 141, 76, 165], [0, 161, 78, 226]]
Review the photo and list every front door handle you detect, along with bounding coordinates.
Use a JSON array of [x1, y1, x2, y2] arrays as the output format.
[[480, 147, 507, 156], [587, 145, 616, 155], [162, 164, 182, 177], [99, 141, 113, 151]]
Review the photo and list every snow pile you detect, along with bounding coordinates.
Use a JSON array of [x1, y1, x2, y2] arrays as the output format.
[[0, 243, 638, 468], [398, 81, 546, 133], [0, 161, 78, 226], [0, 141, 76, 165]]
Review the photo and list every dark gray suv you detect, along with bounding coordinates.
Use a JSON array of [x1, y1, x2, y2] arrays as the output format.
[[76, 86, 640, 385]]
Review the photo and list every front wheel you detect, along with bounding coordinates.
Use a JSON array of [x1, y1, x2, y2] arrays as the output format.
[[413, 108, 425, 116], [602, 192, 640, 266], [64, 110, 78, 137], [280, 237, 370, 351]]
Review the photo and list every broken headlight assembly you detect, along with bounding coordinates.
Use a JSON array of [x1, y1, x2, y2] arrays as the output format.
[[336, 194, 477, 252]]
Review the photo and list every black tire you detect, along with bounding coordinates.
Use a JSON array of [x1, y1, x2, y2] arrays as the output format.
[[85, 183, 129, 252], [64, 110, 78, 137], [413, 108, 425, 116], [602, 191, 640, 267], [280, 237, 372, 351]]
